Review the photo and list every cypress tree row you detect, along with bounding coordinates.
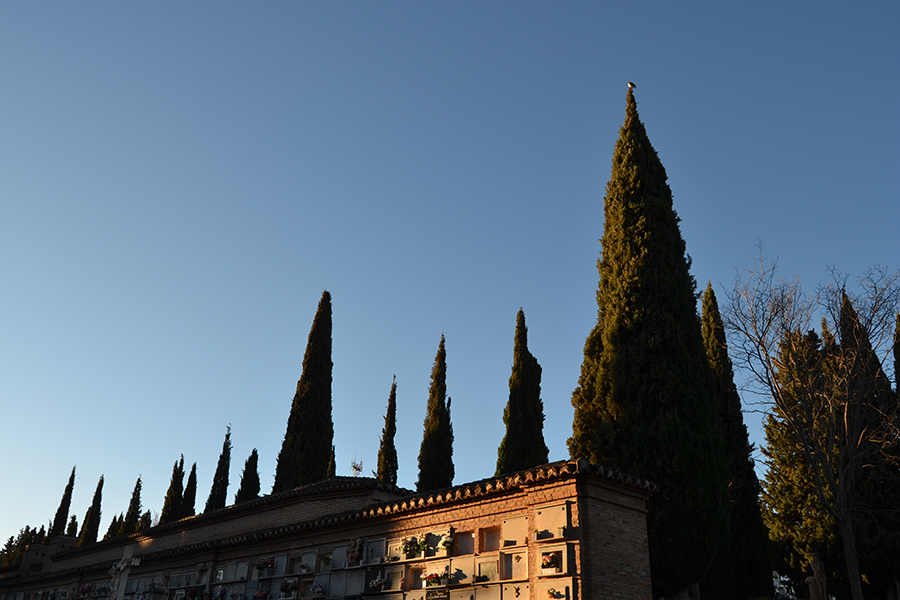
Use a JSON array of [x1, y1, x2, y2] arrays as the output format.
[[77, 475, 103, 547], [181, 463, 197, 519], [234, 449, 261, 504], [205, 427, 232, 512], [416, 335, 454, 492], [567, 88, 728, 597], [50, 467, 76, 537], [701, 284, 772, 599], [158, 457, 184, 526], [273, 290, 334, 493], [375, 377, 399, 486], [118, 477, 143, 536], [495, 309, 548, 476]]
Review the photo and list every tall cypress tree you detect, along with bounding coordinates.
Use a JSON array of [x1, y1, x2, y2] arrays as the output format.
[[50, 467, 76, 537], [702, 284, 772, 599], [77, 475, 103, 547], [416, 335, 454, 492], [567, 87, 728, 596], [273, 290, 334, 492], [118, 477, 142, 536], [375, 377, 399, 486], [104, 514, 122, 540], [158, 457, 184, 525], [234, 449, 261, 504], [181, 463, 198, 519], [205, 427, 232, 512], [496, 309, 548, 475]]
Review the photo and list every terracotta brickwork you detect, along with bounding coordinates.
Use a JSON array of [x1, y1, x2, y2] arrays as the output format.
[[0, 460, 653, 600]]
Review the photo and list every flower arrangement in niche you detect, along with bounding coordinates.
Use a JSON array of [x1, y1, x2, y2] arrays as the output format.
[[541, 553, 560, 569], [254, 591, 269, 599], [368, 577, 385, 590], [216, 587, 228, 598], [423, 567, 448, 587], [309, 582, 326, 596], [547, 588, 559, 599], [400, 537, 417, 555], [346, 538, 363, 563], [417, 536, 430, 553], [256, 558, 276, 572], [279, 581, 298, 595], [79, 585, 93, 596]]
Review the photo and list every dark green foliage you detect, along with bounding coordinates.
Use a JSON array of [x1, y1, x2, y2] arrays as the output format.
[[376, 377, 399, 486], [205, 427, 232, 512], [234, 449, 261, 504], [50, 466, 76, 537], [567, 89, 728, 596], [66, 515, 77, 537], [702, 284, 773, 599], [762, 390, 839, 574], [119, 476, 142, 536], [77, 475, 103, 547], [416, 335, 454, 492], [181, 463, 197, 519], [327, 446, 336, 478], [104, 514, 122, 540], [496, 309, 548, 476], [273, 290, 334, 492], [760, 294, 897, 599], [0, 526, 47, 567], [158, 456, 184, 526], [137, 511, 152, 532]]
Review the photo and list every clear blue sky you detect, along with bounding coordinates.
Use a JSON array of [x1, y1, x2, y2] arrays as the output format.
[[1, 3, 897, 543]]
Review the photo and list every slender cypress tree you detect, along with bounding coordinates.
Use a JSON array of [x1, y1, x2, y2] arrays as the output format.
[[181, 463, 197, 519], [50, 467, 76, 537], [205, 427, 232, 512], [118, 477, 142, 536], [77, 475, 104, 546], [496, 309, 548, 475], [104, 514, 122, 540], [273, 290, 334, 492], [326, 446, 336, 478], [567, 87, 728, 596], [375, 377, 399, 486], [137, 511, 152, 532], [158, 457, 184, 525], [234, 449, 261, 504], [416, 335, 454, 492], [702, 284, 772, 599], [66, 515, 77, 537]]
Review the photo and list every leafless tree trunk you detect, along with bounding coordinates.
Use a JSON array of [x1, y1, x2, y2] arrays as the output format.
[[725, 251, 900, 600]]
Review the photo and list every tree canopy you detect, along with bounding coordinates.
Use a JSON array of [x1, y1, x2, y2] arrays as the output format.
[[568, 88, 728, 597], [495, 309, 548, 476], [416, 335, 454, 492], [273, 290, 334, 492]]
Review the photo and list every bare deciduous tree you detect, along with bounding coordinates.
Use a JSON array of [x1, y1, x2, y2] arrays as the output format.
[[726, 251, 900, 600]]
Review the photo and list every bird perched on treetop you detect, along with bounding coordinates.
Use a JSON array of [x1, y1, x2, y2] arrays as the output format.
[[628, 81, 636, 89]]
